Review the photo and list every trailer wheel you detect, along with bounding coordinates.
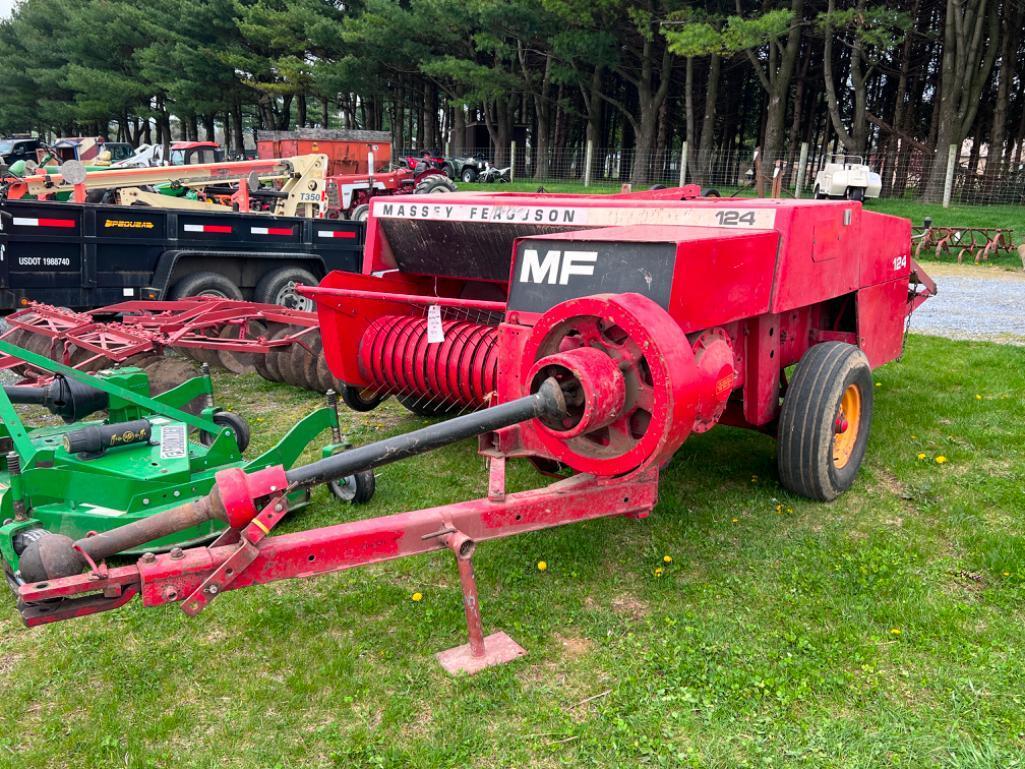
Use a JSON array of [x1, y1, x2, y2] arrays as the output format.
[[341, 384, 387, 412], [170, 272, 243, 301], [329, 469, 375, 504], [777, 342, 873, 501], [200, 410, 251, 453], [254, 267, 318, 312], [350, 204, 370, 222]]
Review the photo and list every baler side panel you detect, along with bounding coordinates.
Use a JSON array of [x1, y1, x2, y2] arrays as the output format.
[[858, 211, 912, 288], [770, 205, 861, 313], [667, 231, 779, 332], [855, 278, 909, 367]]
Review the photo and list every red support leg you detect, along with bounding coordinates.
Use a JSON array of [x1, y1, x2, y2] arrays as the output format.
[[435, 532, 526, 675]]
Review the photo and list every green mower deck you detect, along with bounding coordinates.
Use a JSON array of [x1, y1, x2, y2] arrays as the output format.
[[0, 340, 355, 583]]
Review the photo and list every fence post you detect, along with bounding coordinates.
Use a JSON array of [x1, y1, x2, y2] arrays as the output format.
[[942, 144, 957, 208], [583, 140, 593, 187], [795, 142, 809, 198], [678, 141, 688, 187], [509, 141, 516, 182]]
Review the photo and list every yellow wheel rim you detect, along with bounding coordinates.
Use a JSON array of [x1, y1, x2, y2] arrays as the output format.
[[833, 383, 862, 469]]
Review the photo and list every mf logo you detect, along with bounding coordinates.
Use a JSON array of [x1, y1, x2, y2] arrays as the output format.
[[518, 248, 597, 285]]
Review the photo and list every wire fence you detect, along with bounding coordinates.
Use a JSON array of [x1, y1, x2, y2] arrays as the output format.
[[479, 143, 1025, 205]]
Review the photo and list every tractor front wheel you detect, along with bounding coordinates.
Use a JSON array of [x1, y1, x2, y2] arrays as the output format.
[[777, 342, 873, 501]]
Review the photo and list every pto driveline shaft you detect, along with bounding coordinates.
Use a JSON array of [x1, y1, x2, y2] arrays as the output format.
[[284, 378, 566, 487]]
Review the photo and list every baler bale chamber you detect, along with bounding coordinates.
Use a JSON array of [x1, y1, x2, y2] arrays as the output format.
[[13, 187, 933, 674]]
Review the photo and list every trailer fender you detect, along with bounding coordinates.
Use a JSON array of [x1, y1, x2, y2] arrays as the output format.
[[153, 250, 327, 297]]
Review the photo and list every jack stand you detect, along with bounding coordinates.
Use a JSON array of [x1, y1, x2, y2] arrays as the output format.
[[435, 531, 526, 675]]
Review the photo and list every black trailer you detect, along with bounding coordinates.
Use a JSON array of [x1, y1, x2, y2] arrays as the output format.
[[0, 198, 363, 312]]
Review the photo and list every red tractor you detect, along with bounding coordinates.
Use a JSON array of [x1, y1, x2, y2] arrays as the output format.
[[326, 165, 455, 221], [12, 186, 933, 674]]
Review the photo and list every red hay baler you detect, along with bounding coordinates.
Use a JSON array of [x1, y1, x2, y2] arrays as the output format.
[[14, 187, 933, 674]]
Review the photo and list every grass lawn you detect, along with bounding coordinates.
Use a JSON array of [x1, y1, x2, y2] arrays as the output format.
[[460, 181, 1025, 270], [1, 333, 1023, 767]]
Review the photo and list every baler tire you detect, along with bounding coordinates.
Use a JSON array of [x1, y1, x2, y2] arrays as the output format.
[[340, 384, 387, 412], [169, 272, 243, 302], [777, 342, 873, 502], [329, 469, 375, 504], [396, 394, 463, 418], [200, 410, 251, 453]]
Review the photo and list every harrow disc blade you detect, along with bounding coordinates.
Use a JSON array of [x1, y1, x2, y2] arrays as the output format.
[[302, 334, 325, 392], [280, 335, 313, 389], [217, 321, 266, 376], [262, 326, 294, 383]]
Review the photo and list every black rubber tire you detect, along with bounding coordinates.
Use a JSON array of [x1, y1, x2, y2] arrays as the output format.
[[397, 394, 463, 418], [329, 469, 376, 504], [442, 162, 456, 179], [253, 266, 319, 312], [170, 272, 243, 302], [813, 185, 826, 200], [340, 384, 387, 412], [777, 342, 873, 501], [847, 186, 865, 202], [350, 203, 369, 222], [414, 176, 457, 194], [701, 188, 721, 197], [199, 410, 251, 453], [461, 167, 478, 183]]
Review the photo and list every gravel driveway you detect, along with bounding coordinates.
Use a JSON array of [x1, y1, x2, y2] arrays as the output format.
[[910, 263, 1025, 344]]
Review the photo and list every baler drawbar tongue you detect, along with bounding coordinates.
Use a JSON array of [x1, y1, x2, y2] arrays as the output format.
[[17, 377, 568, 586]]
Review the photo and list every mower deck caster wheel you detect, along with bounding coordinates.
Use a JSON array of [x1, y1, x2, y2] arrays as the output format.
[[777, 342, 873, 501], [329, 470, 375, 504], [341, 384, 387, 412], [200, 411, 251, 453]]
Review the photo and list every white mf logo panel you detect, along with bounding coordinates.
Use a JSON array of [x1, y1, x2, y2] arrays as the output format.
[[518, 249, 598, 285]]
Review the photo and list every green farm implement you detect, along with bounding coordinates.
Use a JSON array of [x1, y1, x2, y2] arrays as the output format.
[[0, 340, 372, 587]]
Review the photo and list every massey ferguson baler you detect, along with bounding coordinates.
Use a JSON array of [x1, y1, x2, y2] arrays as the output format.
[[12, 187, 933, 674]]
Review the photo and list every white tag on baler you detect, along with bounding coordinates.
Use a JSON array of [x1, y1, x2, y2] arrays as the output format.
[[427, 304, 445, 344]]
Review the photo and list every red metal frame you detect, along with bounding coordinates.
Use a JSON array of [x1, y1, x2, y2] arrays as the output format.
[[0, 298, 320, 382]]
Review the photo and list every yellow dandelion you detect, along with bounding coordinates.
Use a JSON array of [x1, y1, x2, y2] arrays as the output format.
[[875, 382, 882, 388], [1002, 571, 1010, 577], [890, 628, 901, 635], [935, 455, 947, 464], [775, 503, 782, 513], [653, 567, 665, 578], [411, 592, 423, 602], [786, 506, 793, 513], [975, 394, 982, 400], [917, 453, 927, 460], [536, 560, 548, 572], [731, 517, 739, 523], [663, 555, 673, 564]]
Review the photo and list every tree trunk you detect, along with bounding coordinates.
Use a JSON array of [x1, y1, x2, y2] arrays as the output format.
[[697, 54, 720, 184]]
